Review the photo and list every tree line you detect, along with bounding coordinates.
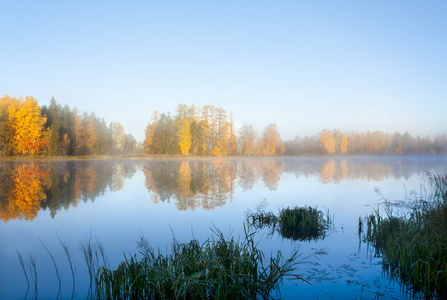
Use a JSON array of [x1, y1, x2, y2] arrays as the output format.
[[143, 104, 285, 156], [1, 95, 446, 157], [144, 104, 447, 156], [285, 129, 447, 156], [0, 95, 136, 157]]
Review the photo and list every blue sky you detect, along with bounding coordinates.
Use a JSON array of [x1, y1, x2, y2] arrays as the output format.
[[1, 1, 446, 142]]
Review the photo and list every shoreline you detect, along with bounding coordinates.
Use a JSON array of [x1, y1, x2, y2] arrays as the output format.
[[1, 153, 446, 161]]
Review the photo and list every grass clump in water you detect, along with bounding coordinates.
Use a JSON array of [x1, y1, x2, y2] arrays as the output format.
[[360, 173, 447, 299], [95, 227, 306, 299], [246, 201, 333, 242], [278, 206, 331, 241]]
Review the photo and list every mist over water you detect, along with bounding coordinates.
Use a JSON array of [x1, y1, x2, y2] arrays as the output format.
[[1, 156, 446, 299]]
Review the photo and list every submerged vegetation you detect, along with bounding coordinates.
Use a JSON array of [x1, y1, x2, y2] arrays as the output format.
[[246, 201, 333, 241], [360, 173, 447, 299]]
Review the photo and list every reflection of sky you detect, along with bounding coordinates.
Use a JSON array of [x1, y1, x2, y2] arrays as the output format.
[[1, 157, 446, 299]]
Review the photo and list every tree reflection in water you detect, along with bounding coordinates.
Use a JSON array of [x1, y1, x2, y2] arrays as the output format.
[[0, 160, 136, 221], [0, 163, 50, 221], [0, 157, 444, 222]]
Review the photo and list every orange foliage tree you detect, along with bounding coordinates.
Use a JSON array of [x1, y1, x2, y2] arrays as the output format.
[[262, 124, 285, 156], [143, 111, 160, 154], [319, 129, 335, 154], [178, 118, 191, 155], [9, 97, 47, 155]]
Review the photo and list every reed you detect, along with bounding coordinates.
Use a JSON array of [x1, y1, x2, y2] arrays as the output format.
[[80, 233, 99, 299], [40, 238, 61, 299], [246, 204, 332, 241], [17, 228, 308, 299], [361, 173, 447, 299], [29, 254, 38, 300], [95, 226, 306, 299], [57, 233, 76, 300], [17, 250, 30, 299], [278, 206, 331, 241]]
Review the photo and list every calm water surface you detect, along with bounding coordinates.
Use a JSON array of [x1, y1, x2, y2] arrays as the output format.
[[1, 157, 447, 299]]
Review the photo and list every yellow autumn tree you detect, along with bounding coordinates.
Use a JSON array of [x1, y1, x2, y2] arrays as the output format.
[[340, 133, 348, 154], [178, 117, 191, 155], [262, 124, 284, 156], [9, 97, 47, 155], [211, 142, 224, 157], [143, 111, 159, 154], [187, 105, 202, 155], [319, 129, 335, 154]]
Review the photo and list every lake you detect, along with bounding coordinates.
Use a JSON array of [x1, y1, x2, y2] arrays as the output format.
[[1, 156, 446, 299]]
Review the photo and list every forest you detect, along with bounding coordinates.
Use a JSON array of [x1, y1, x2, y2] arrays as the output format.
[[144, 104, 447, 156], [1, 95, 446, 157], [0, 95, 136, 157]]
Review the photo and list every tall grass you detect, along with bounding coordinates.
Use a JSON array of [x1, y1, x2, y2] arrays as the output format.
[[29, 254, 38, 300], [40, 238, 61, 299], [80, 233, 108, 299], [246, 202, 333, 241], [360, 173, 447, 299], [16, 227, 308, 300], [17, 251, 30, 299], [278, 206, 332, 241], [95, 226, 307, 299]]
